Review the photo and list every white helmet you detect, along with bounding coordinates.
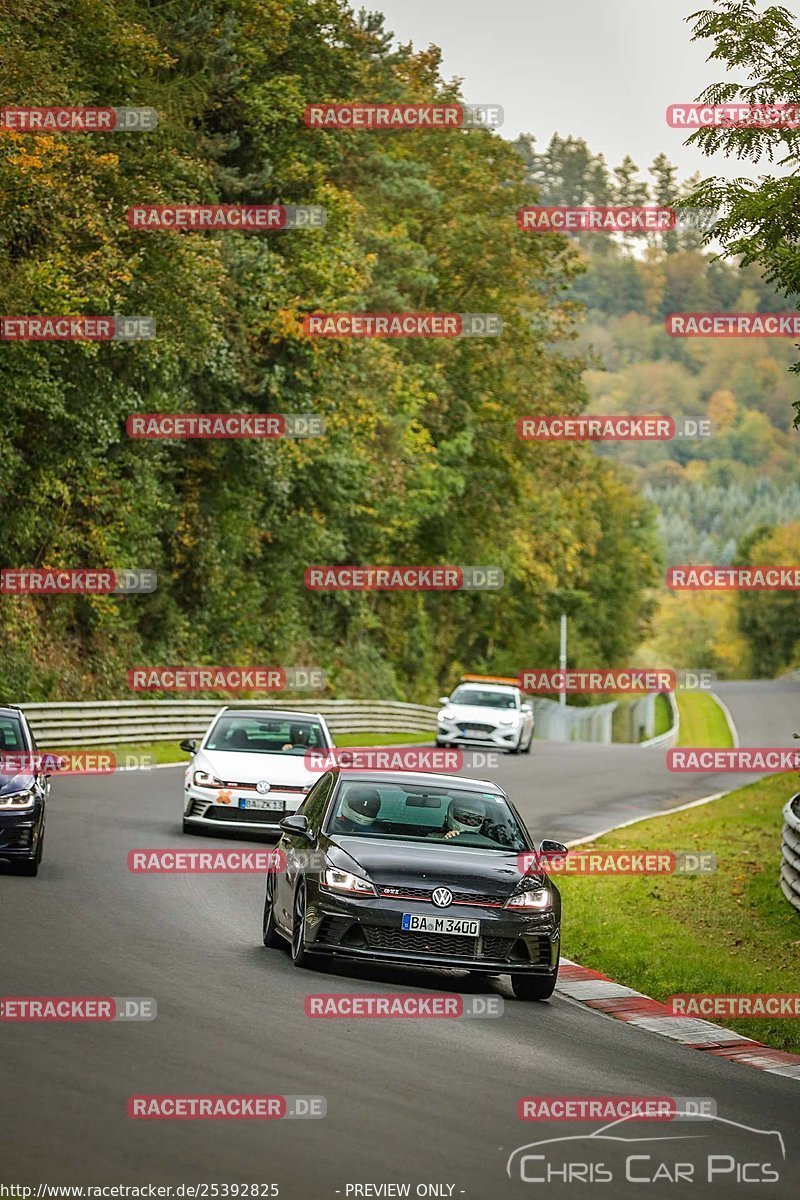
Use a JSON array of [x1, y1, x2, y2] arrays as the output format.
[[446, 796, 485, 835], [341, 786, 381, 828]]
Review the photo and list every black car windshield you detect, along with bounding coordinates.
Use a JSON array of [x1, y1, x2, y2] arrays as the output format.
[[326, 781, 528, 850], [206, 714, 327, 755], [450, 687, 518, 710]]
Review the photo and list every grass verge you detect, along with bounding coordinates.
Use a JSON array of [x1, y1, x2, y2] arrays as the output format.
[[676, 690, 733, 748], [560, 774, 800, 1052]]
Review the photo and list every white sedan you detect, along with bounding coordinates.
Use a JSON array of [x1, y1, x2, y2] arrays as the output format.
[[182, 707, 334, 835], [436, 682, 534, 754]]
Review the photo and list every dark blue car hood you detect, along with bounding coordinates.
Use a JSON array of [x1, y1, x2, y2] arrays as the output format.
[[0, 772, 35, 795]]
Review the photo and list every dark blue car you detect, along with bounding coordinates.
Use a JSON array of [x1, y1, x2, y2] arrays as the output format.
[[0, 706, 49, 877]]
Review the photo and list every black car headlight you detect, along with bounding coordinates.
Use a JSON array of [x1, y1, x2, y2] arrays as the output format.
[[0, 789, 36, 811], [504, 885, 551, 910], [321, 867, 378, 897]]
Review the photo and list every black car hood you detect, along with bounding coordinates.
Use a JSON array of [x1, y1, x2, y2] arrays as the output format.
[[328, 835, 543, 897], [0, 772, 35, 796]]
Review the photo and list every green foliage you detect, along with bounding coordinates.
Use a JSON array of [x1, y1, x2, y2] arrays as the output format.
[[0, 0, 659, 701]]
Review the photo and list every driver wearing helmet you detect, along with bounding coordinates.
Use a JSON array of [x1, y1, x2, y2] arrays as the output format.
[[333, 786, 383, 833], [438, 796, 486, 840]]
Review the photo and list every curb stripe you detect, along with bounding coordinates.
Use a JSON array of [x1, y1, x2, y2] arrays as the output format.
[[556, 959, 800, 1080]]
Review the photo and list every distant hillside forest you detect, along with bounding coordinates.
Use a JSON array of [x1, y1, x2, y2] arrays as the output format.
[[514, 134, 800, 677]]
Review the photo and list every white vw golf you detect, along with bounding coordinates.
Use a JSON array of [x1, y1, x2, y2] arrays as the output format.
[[182, 707, 334, 835]]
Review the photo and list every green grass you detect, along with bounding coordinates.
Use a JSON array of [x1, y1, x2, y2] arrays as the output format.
[[653, 692, 672, 737], [50, 729, 435, 765], [677, 690, 734, 748], [560, 774, 800, 1052]]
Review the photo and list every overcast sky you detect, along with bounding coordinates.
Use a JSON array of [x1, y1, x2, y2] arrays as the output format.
[[367, 0, 800, 183]]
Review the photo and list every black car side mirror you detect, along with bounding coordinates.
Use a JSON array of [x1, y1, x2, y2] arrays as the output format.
[[279, 813, 314, 842], [540, 839, 568, 857], [179, 739, 197, 754]]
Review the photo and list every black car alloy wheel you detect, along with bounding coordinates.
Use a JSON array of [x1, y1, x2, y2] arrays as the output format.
[[262, 875, 284, 948], [291, 879, 313, 968]]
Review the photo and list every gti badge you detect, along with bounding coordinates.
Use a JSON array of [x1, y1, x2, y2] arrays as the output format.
[[432, 887, 453, 908]]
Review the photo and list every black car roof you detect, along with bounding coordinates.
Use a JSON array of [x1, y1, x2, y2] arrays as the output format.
[[327, 769, 505, 793]]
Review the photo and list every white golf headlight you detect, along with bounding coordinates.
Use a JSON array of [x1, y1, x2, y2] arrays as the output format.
[[193, 770, 224, 789], [500, 715, 519, 725], [439, 709, 455, 721]]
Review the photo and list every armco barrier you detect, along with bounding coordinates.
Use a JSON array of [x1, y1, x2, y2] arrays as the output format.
[[781, 793, 800, 913], [530, 697, 618, 744], [20, 699, 439, 748]]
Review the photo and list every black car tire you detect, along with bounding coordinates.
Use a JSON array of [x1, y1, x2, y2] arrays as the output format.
[[435, 739, 449, 748], [262, 877, 285, 948], [524, 732, 533, 753], [290, 880, 315, 968], [18, 825, 44, 876], [511, 971, 557, 1001]]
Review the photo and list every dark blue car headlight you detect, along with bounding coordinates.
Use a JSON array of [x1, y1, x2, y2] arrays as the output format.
[[0, 789, 36, 811]]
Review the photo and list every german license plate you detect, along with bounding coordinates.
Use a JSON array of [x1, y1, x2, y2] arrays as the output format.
[[239, 797, 284, 811], [401, 914, 479, 936]]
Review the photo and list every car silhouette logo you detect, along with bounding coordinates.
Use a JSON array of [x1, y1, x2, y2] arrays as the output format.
[[256, 781, 271, 794], [432, 887, 453, 908]]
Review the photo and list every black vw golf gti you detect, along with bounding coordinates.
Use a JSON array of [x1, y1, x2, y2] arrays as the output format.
[[262, 769, 565, 999]]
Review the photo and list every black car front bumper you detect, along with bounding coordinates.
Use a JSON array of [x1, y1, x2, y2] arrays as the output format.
[[0, 803, 43, 864], [305, 889, 560, 975]]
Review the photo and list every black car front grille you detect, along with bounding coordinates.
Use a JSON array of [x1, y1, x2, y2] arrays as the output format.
[[378, 886, 504, 908], [458, 723, 496, 735], [204, 805, 283, 824], [365, 926, 479, 958]]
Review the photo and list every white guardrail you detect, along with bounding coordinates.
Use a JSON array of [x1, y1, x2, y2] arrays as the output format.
[[17, 693, 676, 749], [781, 793, 800, 914], [20, 699, 440, 747]]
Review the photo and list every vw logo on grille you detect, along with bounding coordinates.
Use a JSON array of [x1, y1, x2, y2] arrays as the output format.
[[431, 887, 453, 908], [256, 781, 271, 795]]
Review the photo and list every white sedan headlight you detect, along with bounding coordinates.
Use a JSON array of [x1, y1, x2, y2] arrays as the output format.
[[438, 710, 456, 722], [499, 714, 520, 725]]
